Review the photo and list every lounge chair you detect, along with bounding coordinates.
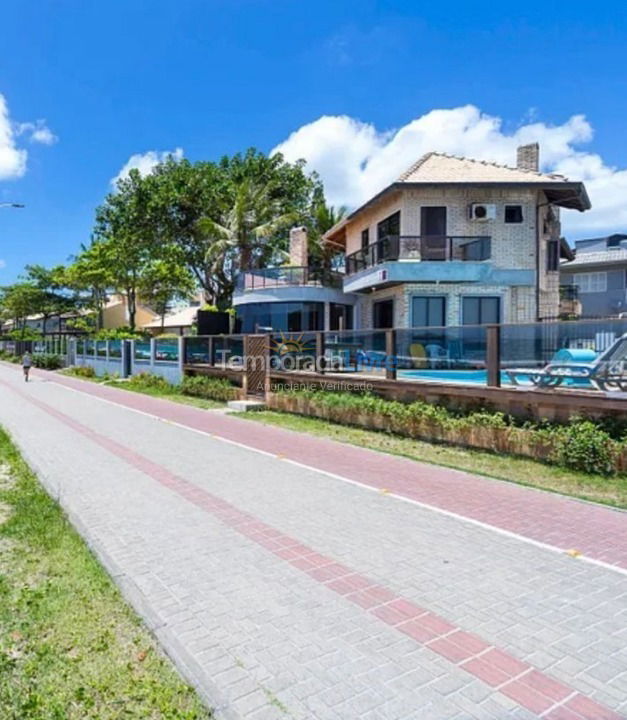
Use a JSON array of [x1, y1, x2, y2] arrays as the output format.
[[505, 335, 627, 391]]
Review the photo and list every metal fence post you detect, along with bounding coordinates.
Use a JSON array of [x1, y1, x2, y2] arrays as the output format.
[[486, 324, 501, 388], [178, 336, 185, 380], [208, 336, 215, 366], [386, 329, 397, 381], [316, 331, 326, 375], [149, 337, 156, 373]]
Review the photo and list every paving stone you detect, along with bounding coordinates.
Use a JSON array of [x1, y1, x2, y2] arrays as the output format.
[[1, 364, 626, 720]]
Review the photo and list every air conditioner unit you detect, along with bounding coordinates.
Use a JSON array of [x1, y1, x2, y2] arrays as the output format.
[[469, 203, 496, 221]]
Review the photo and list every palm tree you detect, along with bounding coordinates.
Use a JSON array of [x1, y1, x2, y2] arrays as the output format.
[[197, 178, 298, 305]]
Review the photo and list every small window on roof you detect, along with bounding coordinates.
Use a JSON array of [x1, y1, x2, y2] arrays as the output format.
[[505, 205, 523, 223]]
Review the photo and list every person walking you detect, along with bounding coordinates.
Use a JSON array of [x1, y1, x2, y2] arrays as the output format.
[[22, 351, 32, 382]]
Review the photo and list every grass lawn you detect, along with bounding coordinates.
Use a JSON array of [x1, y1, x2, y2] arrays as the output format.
[[0, 426, 211, 719], [59, 369, 224, 411], [235, 410, 627, 509]]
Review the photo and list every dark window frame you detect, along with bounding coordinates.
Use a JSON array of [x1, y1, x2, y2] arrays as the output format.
[[504, 205, 523, 223], [461, 296, 501, 325], [372, 298, 395, 329], [411, 295, 447, 328], [546, 239, 560, 272], [361, 228, 370, 250], [329, 303, 354, 331], [376, 211, 401, 240]]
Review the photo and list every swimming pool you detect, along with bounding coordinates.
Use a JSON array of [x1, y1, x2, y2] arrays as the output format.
[[399, 369, 509, 385], [399, 369, 591, 387]]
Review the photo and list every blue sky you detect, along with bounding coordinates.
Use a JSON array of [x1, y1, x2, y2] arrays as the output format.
[[1, 0, 627, 282]]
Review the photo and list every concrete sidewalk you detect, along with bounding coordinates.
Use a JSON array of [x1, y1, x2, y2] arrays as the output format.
[[0, 363, 625, 719]]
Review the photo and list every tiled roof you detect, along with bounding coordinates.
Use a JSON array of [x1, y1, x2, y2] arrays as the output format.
[[562, 249, 627, 268], [398, 152, 568, 184]]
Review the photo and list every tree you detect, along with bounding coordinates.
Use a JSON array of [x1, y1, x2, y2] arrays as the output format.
[[22, 264, 78, 334], [139, 259, 196, 330], [306, 191, 348, 269], [149, 149, 322, 307], [64, 243, 114, 332], [91, 169, 167, 330], [0, 282, 43, 338]]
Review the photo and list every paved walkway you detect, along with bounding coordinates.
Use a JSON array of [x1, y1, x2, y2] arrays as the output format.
[[0, 363, 626, 719]]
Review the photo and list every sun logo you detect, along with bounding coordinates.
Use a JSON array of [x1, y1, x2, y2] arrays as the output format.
[[271, 332, 314, 356]]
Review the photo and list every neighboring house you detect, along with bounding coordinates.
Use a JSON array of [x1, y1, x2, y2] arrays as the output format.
[[1, 312, 83, 335], [100, 294, 160, 329], [142, 305, 200, 336], [233, 226, 358, 333], [320, 143, 589, 329], [561, 234, 627, 317]]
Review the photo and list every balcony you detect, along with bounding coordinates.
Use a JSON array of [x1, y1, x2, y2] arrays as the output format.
[[345, 235, 492, 275], [236, 266, 344, 291]]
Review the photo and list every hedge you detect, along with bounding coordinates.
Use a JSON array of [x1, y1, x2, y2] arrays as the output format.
[[268, 389, 625, 477]]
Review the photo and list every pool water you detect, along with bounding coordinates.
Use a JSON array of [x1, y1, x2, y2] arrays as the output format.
[[399, 369, 591, 387], [399, 369, 509, 385]]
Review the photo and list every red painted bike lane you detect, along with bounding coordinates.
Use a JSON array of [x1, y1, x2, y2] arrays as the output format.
[[30, 367, 627, 572]]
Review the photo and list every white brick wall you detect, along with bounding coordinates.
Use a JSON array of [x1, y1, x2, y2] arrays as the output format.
[[344, 185, 562, 322], [357, 283, 537, 329]]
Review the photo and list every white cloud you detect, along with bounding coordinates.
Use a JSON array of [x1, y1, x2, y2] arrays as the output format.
[[272, 105, 626, 238], [0, 94, 57, 180], [0, 94, 27, 180], [0, 259, 6, 269], [112, 147, 184, 187], [15, 119, 58, 145]]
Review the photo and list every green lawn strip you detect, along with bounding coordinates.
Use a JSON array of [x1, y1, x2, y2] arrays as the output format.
[[0, 427, 211, 719], [234, 410, 627, 509], [107, 382, 224, 410], [58, 370, 224, 410]]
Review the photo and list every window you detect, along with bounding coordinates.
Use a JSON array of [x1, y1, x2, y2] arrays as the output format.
[[546, 239, 560, 272], [574, 272, 607, 294], [373, 299, 394, 329], [420, 207, 447, 236], [377, 211, 400, 240], [330, 303, 353, 331], [505, 205, 523, 223], [412, 297, 446, 327], [236, 302, 324, 333], [462, 297, 500, 325], [361, 228, 369, 250]]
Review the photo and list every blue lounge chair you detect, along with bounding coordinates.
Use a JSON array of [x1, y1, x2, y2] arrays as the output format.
[[505, 335, 627, 391]]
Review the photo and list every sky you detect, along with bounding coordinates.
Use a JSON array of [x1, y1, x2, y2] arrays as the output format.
[[1, 0, 627, 282]]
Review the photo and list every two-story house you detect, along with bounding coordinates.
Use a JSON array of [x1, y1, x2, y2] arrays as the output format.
[[322, 143, 589, 329], [232, 144, 590, 333], [560, 234, 627, 318]]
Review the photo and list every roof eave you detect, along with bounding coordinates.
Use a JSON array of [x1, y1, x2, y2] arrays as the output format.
[[323, 179, 591, 242]]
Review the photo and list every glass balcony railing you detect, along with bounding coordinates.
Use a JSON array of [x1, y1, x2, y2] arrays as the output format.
[[345, 235, 492, 275], [236, 266, 344, 291]]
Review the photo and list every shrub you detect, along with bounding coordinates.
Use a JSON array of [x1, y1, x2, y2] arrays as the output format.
[[126, 372, 175, 394], [67, 365, 96, 378], [32, 353, 63, 370], [181, 375, 239, 402], [550, 421, 618, 476], [0, 350, 20, 364], [275, 388, 624, 476], [92, 328, 145, 340]]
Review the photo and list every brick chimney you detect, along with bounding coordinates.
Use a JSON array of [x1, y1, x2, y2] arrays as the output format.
[[289, 226, 308, 266], [516, 143, 539, 172]]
